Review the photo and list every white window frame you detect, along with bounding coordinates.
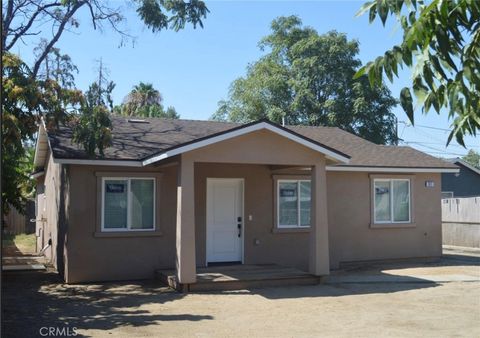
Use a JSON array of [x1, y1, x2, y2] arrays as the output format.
[[373, 178, 411, 224], [101, 177, 156, 232], [277, 179, 311, 229]]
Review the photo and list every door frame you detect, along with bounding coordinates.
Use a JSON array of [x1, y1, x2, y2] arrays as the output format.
[[206, 178, 245, 266]]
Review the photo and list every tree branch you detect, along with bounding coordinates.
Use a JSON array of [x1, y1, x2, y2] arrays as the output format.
[[86, 2, 97, 30], [32, 1, 86, 78], [2, 0, 15, 48], [4, 2, 62, 52]]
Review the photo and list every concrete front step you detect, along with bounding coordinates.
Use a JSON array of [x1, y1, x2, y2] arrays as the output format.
[[156, 264, 321, 292]]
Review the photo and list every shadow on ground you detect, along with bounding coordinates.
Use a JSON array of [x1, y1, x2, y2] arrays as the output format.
[[2, 271, 211, 338], [2, 253, 478, 337], [2, 242, 26, 257]]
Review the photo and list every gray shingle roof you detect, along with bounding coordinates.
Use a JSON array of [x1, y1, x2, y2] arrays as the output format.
[[47, 115, 456, 169]]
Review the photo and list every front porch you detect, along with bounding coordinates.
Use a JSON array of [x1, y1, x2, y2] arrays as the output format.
[[156, 264, 321, 292], [172, 126, 348, 289]]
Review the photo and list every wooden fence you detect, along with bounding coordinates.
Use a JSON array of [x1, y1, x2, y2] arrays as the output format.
[[442, 197, 480, 248], [442, 197, 480, 223], [2, 201, 36, 235]]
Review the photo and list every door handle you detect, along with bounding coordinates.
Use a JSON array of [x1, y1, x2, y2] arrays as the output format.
[[237, 222, 242, 238]]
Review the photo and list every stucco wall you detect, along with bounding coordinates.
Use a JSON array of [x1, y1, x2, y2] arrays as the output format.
[[327, 172, 442, 268], [57, 129, 443, 282], [65, 163, 178, 283], [194, 163, 310, 271], [61, 164, 443, 282], [35, 153, 68, 276]]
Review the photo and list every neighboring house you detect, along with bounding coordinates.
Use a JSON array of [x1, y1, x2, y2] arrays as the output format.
[[441, 159, 480, 198], [32, 116, 458, 285]]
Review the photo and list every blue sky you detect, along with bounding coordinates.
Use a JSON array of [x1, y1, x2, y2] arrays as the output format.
[[17, 0, 478, 156]]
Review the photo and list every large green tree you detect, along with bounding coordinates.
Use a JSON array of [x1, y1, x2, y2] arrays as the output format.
[[356, 0, 480, 145], [117, 82, 180, 118], [1, 53, 82, 214], [213, 16, 398, 144]]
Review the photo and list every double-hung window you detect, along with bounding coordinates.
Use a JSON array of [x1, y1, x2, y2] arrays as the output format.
[[373, 179, 411, 224], [277, 180, 311, 228], [102, 178, 155, 231]]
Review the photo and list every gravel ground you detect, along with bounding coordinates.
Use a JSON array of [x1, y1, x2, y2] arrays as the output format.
[[2, 253, 479, 338]]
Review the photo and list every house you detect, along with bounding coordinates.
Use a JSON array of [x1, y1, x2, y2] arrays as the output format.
[[32, 116, 458, 285], [441, 158, 480, 198]]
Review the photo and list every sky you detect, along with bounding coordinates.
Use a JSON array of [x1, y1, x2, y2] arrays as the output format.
[[16, 0, 479, 157]]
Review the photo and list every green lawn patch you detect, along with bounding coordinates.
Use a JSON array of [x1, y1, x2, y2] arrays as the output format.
[[2, 233, 36, 254]]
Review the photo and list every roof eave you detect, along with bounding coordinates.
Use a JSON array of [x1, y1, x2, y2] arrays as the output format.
[[33, 121, 49, 169], [53, 158, 143, 167], [325, 165, 460, 173], [453, 159, 480, 175]]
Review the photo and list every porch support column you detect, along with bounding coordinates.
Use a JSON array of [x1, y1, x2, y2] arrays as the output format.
[[309, 160, 330, 276], [176, 154, 196, 284]]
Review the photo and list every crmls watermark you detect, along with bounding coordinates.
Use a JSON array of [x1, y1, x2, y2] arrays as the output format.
[[39, 327, 78, 337]]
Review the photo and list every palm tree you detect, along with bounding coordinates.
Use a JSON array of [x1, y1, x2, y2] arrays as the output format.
[[119, 82, 180, 118], [129, 82, 162, 106], [122, 82, 163, 117]]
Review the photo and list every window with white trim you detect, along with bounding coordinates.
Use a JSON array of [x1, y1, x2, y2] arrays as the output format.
[[374, 179, 411, 223], [277, 180, 311, 228], [102, 178, 155, 231]]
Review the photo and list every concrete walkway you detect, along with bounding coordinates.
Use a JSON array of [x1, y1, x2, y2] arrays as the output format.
[[325, 273, 479, 284], [2, 255, 46, 271], [443, 245, 480, 258], [327, 247, 480, 285]]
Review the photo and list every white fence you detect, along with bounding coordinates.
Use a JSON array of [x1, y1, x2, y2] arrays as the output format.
[[442, 197, 480, 223], [442, 197, 480, 248]]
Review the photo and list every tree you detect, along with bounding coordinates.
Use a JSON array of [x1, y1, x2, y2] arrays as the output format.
[[1, 0, 207, 214], [72, 82, 114, 157], [356, 0, 480, 146], [462, 150, 480, 169], [2, 0, 209, 78], [213, 16, 398, 144], [34, 39, 79, 88], [118, 82, 180, 118], [124, 82, 163, 112], [165, 106, 180, 119], [1, 53, 82, 215]]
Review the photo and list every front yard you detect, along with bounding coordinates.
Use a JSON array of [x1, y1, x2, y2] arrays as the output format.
[[2, 255, 479, 338]]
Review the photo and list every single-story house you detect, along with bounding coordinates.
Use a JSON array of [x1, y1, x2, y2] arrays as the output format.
[[32, 116, 459, 285], [441, 158, 480, 198]]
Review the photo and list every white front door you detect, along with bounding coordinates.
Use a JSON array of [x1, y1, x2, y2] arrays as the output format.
[[207, 178, 243, 263]]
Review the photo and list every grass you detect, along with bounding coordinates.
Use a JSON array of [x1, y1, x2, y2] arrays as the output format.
[[2, 233, 36, 254]]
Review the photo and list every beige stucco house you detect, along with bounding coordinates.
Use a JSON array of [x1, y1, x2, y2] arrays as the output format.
[[32, 116, 458, 285]]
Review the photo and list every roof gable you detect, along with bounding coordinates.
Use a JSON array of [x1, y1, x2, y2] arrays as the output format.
[[453, 159, 480, 176], [142, 119, 350, 165]]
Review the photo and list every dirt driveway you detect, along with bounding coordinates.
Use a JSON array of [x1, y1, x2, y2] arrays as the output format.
[[2, 253, 479, 338]]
